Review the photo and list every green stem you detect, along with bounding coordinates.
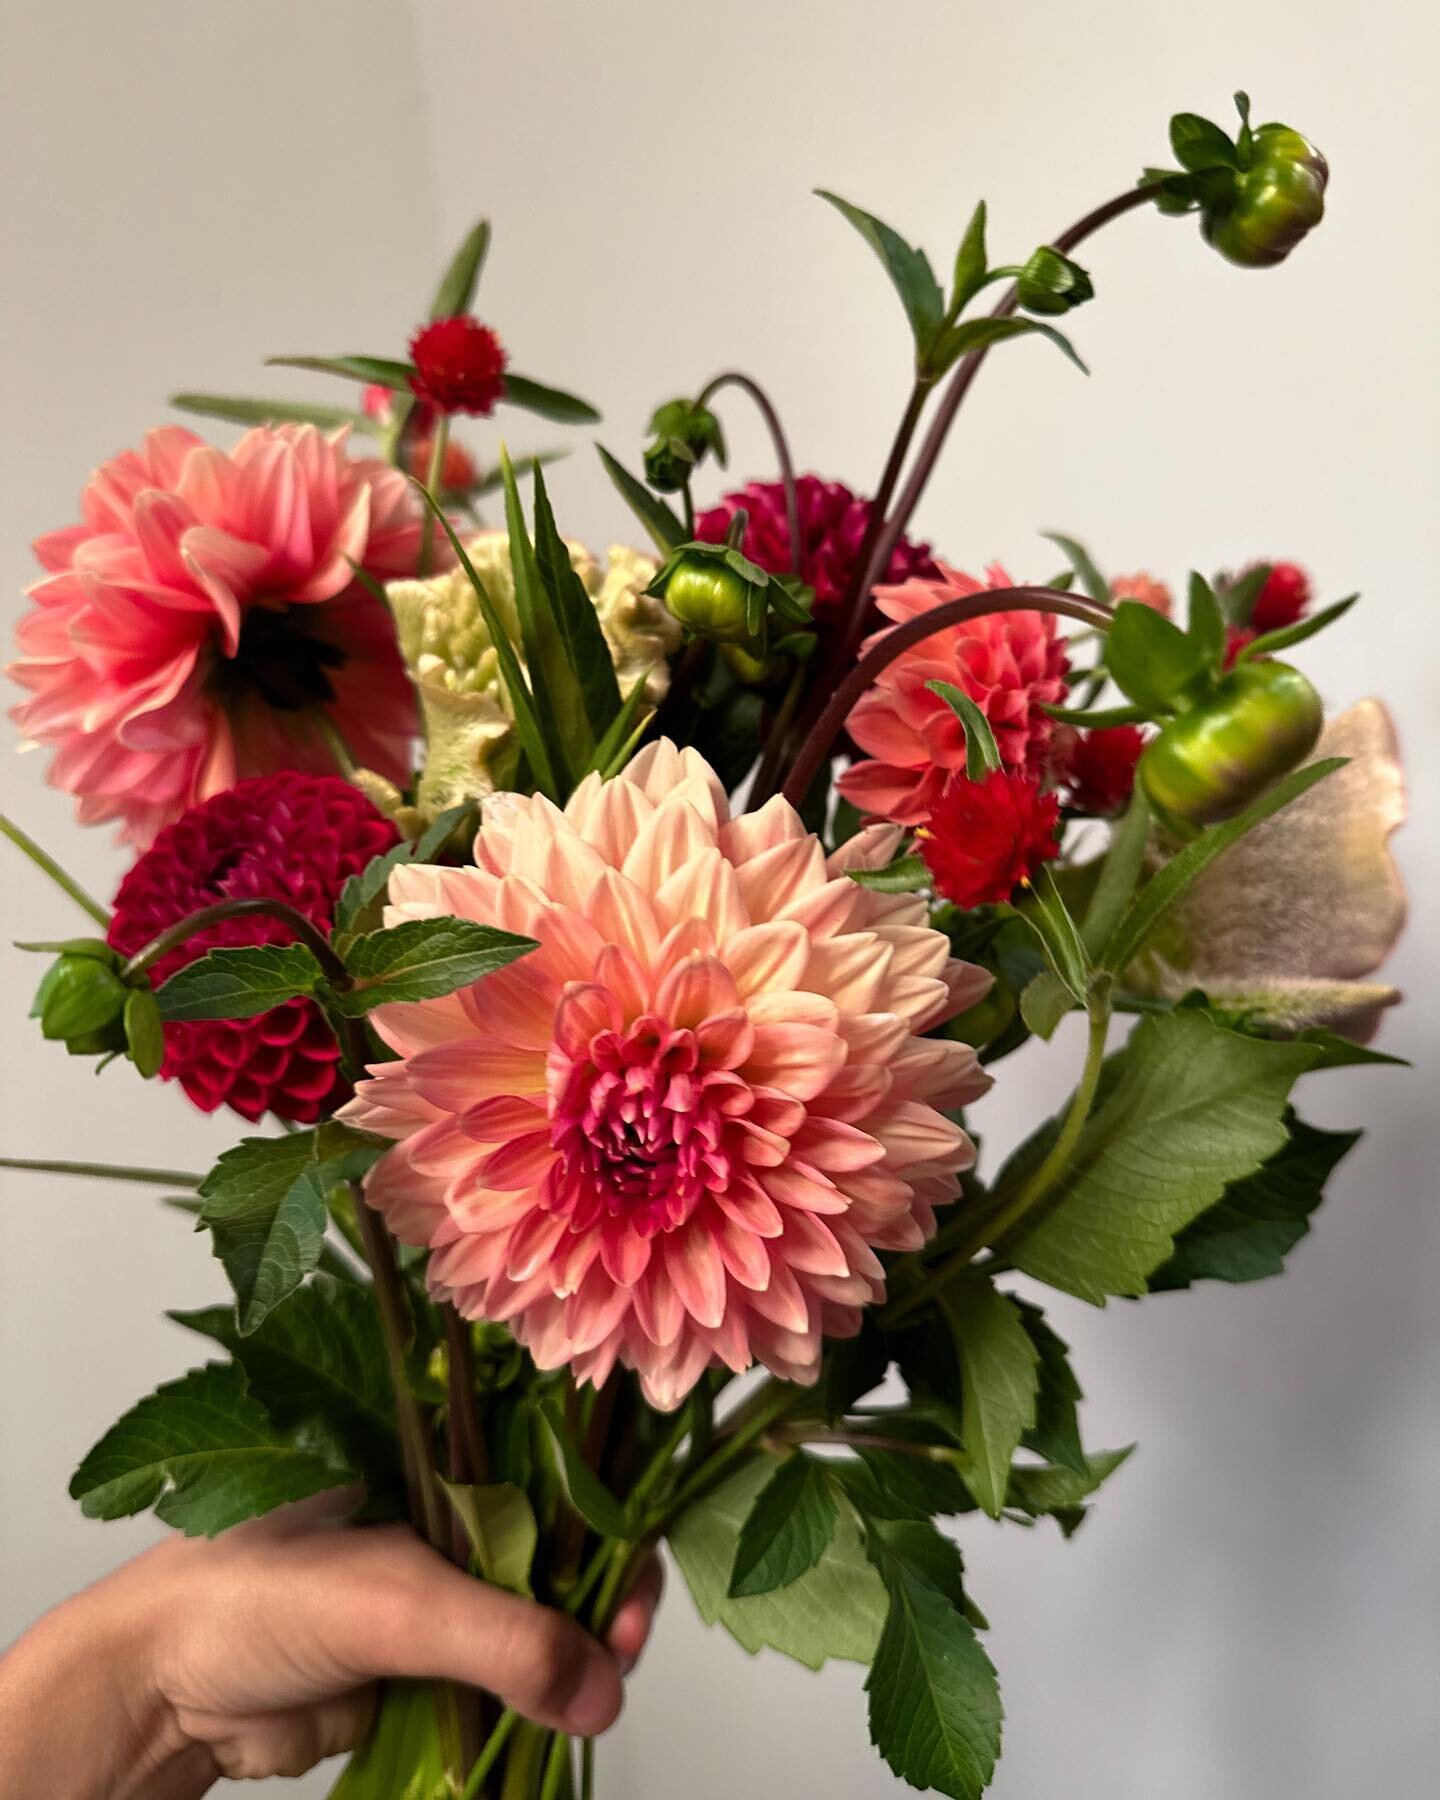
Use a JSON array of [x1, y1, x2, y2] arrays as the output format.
[[460, 1707, 519, 1800], [117, 897, 349, 987], [0, 813, 109, 927], [0, 1156, 201, 1188], [538, 1733, 572, 1800], [419, 415, 451, 576], [659, 1381, 801, 1525], [313, 711, 358, 780], [580, 1737, 595, 1800]]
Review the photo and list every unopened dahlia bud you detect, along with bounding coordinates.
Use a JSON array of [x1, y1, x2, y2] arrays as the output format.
[[1017, 246, 1094, 315], [35, 947, 128, 1051], [643, 398, 726, 492], [646, 542, 768, 644], [1202, 124, 1328, 268]]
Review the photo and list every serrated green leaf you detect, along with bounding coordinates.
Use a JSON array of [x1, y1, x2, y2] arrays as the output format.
[[1238, 595, 1358, 662], [1007, 1446, 1132, 1519], [596, 444, 686, 554], [941, 1280, 1040, 1517], [1102, 758, 1345, 974], [863, 1516, 966, 1606], [530, 458, 623, 744], [865, 1552, 1003, 1800], [1105, 600, 1206, 714], [670, 1452, 888, 1668], [727, 1452, 839, 1598], [847, 851, 931, 893], [1147, 1113, 1360, 1290], [332, 842, 415, 947], [169, 1277, 397, 1484], [155, 943, 324, 1022], [501, 373, 599, 424], [69, 1362, 350, 1536], [123, 986, 165, 1078], [935, 313, 1087, 377], [170, 392, 371, 432], [815, 189, 945, 353], [332, 917, 535, 1013], [1005, 1011, 1317, 1302], [926, 680, 1002, 778], [1293, 1029, 1408, 1071], [951, 200, 989, 314], [442, 1481, 538, 1595], [429, 217, 491, 320], [1015, 1302, 1087, 1476], [833, 1448, 976, 1523], [1040, 531, 1110, 606], [267, 354, 415, 388]]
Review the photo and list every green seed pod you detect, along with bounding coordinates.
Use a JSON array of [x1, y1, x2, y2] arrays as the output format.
[[1140, 659, 1324, 824]]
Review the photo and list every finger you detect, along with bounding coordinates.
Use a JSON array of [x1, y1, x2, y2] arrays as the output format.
[[606, 1554, 664, 1675], [290, 1528, 625, 1738]]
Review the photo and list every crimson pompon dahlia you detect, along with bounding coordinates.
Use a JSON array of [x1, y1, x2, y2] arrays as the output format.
[[1063, 724, 1146, 816], [694, 475, 938, 620], [10, 425, 430, 846], [341, 741, 993, 1409], [107, 773, 399, 1122], [836, 563, 1070, 825]]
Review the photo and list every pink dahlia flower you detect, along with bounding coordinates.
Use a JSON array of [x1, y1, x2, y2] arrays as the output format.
[[341, 741, 992, 1409], [11, 424, 432, 845], [694, 475, 938, 620], [836, 563, 1071, 826]]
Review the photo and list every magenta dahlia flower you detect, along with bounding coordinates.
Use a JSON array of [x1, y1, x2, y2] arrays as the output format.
[[837, 563, 1071, 825], [11, 424, 432, 845], [107, 772, 399, 1123], [694, 476, 937, 619], [341, 741, 992, 1408]]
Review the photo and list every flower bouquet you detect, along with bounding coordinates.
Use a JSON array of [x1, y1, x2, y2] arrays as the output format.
[[3, 92, 1407, 1799]]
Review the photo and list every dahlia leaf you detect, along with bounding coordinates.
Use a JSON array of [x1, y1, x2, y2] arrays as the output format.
[[596, 445, 687, 554], [441, 1481, 538, 1596], [1146, 1112, 1360, 1291], [848, 852, 930, 893], [925, 681, 1002, 779], [170, 392, 373, 433], [1039, 531, 1110, 606], [332, 918, 536, 1013], [670, 1452, 889, 1668], [861, 1517, 966, 1608], [831, 1449, 976, 1523], [123, 987, 165, 1079], [501, 373, 601, 425], [332, 842, 416, 946], [413, 799, 480, 862], [325, 1681, 449, 1800], [1104, 600, 1206, 714], [1292, 1029, 1409, 1071], [1001, 1011, 1318, 1302], [1019, 969, 1072, 1040], [266, 354, 416, 390], [1186, 572, 1227, 670], [542, 1401, 631, 1538], [940, 1279, 1040, 1518], [933, 313, 1088, 378], [814, 190, 946, 359], [429, 217, 492, 320], [1236, 593, 1359, 662], [950, 200, 989, 315], [1005, 1445, 1133, 1532], [69, 1362, 352, 1537], [727, 1452, 838, 1598], [865, 1551, 1003, 1800], [169, 1277, 399, 1487], [1170, 111, 1240, 173], [154, 943, 324, 1022], [1014, 1302, 1087, 1477], [530, 456, 623, 743], [1099, 757, 1346, 975]]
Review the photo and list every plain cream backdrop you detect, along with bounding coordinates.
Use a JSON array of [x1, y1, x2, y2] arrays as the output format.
[[2, 3, 1436, 1796]]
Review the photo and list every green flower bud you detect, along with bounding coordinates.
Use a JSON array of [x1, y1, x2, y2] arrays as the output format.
[[1139, 659, 1323, 824], [646, 542, 768, 644], [1016, 246, 1094, 315], [1202, 124, 1328, 268], [37, 952, 128, 1046], [643, 398, 727, 493]]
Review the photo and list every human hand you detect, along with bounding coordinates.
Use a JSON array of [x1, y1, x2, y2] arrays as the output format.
[[0, 1492, 661, 1797]]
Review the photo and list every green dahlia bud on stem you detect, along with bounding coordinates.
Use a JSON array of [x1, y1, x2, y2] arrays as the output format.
[[1139, 658, 1323, 824], [643, 397, 727, 492], [1016, 245, 1094, 315], [645, 529, 810, 646]]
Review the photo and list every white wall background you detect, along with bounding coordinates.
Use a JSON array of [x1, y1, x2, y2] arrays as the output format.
[[2, 3, 1436, 1796]]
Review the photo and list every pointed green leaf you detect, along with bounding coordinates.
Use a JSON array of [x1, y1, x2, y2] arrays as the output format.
[[155, 943, 324, 1022], [1105, 600, 1206, 714], [442, 1481, 538, 1595], [727, 1452, 838, 1598], [1016, 867, 1089, 1000], [1019, 969, 1072, 1040], [847, 851, 930, 894], [1007, 1446, 1133, 1519], [501, 373, 600, 424], [1186, 572, 1226, 669], [1080, 786, 1151, 956], [1170, 111, 1239, 172], [1237, 594, 1358, 662], [584, 670, 653, 778], [1043, 702, 1148, 728], [951, 200, 989, 314], [69, 1362, 350, 1536], [925, 680, 1003, 778], [936, 313, 1087, 377], [1040, 532, 1110, 606], [1015, 1302, 1087, 1476], [815, 189, 945, 352], [266, 354, 416, 388], [123, 987, 165, 1078], [542, 1401, 631, 1538], [531, 459, 623, 740], [332, 917, 535, 1013], [170, 392, 372, 432], [429, 217, 492, 320], [596, 444, 687, 553], [332, 842, 416, 945], [941, 1280, 1040, 1517]]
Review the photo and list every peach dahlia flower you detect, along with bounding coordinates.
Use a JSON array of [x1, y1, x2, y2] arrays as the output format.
[[342, 741, 993, 1408], [11, 424, 430, 844]]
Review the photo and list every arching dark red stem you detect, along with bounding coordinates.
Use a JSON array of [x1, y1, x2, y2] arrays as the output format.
[[779, 586, 1112, 809], [695, 371, 802, 573]]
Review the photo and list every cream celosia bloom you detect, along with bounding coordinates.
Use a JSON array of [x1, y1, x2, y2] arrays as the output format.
[[387, 531, 674, 818], [341, 741, 993, 1409]]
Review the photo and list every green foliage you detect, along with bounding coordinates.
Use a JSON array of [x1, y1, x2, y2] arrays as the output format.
[[1186, 572, 1227, 672], [170, 392, 371, 432], [1006, 1446, 1133, 1535], [1040, 531, 1109, 605], [1147, 1113, 1360, 1290], [325, 1681, 449, 1800], [941, 1280, 1040, 1517], [443, 1481, 538, 1595], [596, 444, 687, 553], [1015, 868, 1090, 1002], [428, 217, 491, 319], [500, 373, 600, 424], [267, 354, 416, 388], [70, 1362, 350, 1536], [670, 1453, 889, 1668], [1104, 600, 1206, 714], [848, 852, 931, 894], [1003, 1010, 1317, 1302], [833, 1448, 976, 1523], [529, 457, 624, 746], [1015, 246, 1094, 316], [1015, 1302, 1087, 1476], [331, 917, 535, 1014], [1237, 594, 1358, 662], [155, 943, 323, 1022], [728, 1451, 839, 1598], [815, 190, 945, 357], [1080, 787, 1151, 957], [927, 680, 1003, 778], [930, 313, 1086, 377], [122, 987, 165, 1078], [950, 201, 989, 315], [332, 842, 416, 944], [542, 1401, 631, 1537]]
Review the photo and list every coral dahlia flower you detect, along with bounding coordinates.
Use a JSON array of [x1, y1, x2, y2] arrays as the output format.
[[836, 563, 1070, 826], [341, 741, 992, 1409], [694, 476, 938, 621], [107, 772, 399, 1122], [11, 425, 430, 845]]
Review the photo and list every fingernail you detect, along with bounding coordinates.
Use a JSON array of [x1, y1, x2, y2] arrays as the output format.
[[617, 1652, 636, 1677]]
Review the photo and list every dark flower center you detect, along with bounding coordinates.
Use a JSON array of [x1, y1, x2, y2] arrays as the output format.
[[212, 605, 347, 712]]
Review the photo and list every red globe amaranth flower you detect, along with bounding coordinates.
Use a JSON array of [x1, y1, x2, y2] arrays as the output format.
[[920, 769, 1061, 909], [1246, 560, 1312, 633], [694, 476, 937, 620], [107, 774, 399, 1123], [408, 317, 508, 416], [1063, 725, 1145, 815], [1110, 573, 1173, 617]]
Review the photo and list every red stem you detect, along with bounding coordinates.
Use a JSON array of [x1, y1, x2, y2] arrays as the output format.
[[696, 371, 802, 574], [779, 586, 1112, 808]]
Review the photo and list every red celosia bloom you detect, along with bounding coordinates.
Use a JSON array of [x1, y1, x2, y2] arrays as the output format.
[[1110, 573, 1173, 617], [1246, 560, 1312, 633], [694, 476, 937, 620], [107, 773, 399, 1122], [408, 316, 508, 416], [1063, 725, 1145, 816], [836, 563, 1070, 825], [920, 769, 1061, 909]]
